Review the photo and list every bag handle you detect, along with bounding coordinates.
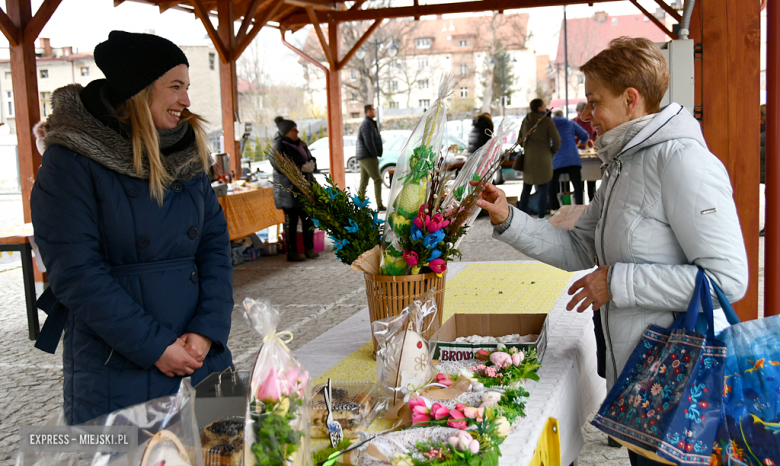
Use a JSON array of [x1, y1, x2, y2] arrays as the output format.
[[711, 279, 741, 325], [673, 269, 717, 339]]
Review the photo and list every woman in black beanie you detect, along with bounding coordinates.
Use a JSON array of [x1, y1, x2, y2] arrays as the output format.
[[30, 31, 234, 425], [270, 115, 319, 262]]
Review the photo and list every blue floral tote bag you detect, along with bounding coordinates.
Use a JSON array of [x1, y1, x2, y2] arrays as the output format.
[[709, 283, 780, 466], [592, 269, 726, 465]]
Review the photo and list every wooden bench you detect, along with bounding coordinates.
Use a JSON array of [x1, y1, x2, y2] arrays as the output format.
[[0, 223, 40, 340]]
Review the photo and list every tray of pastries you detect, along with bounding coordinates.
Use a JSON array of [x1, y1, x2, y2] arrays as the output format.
[[201, 417, 244, 466], [310, 382, 381, 439]]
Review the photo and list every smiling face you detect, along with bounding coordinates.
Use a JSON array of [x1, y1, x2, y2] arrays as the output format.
[[148, 64, 191, 130], [581, 76, 649, 135]]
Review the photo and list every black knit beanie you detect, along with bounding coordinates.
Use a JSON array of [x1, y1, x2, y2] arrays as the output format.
[[94, 31, 189, 105], [275, 116, 297, 137]]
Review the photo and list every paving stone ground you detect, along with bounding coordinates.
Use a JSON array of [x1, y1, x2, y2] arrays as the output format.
[[0, 183, 765, 465]]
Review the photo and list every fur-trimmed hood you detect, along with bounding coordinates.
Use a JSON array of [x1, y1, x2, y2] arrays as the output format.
[[40, 83, 206, 181]]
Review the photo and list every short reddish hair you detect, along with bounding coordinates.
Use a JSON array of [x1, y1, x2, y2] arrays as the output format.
[[580, 37, 669, 113]]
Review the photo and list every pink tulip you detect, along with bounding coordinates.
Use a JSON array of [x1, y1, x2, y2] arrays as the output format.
[[256, 367, 281, 403], [413, 213, 430, 230], [431, 402, 450, 421], [408, 396, 427, 411], [283, 367, 300, 396], [429, 258, 447, 274], [435, 373, 453, 386], [461, 406, 485, 422], [447, 409, 468, 430], [412, 405, 432, 426], [403, 250, 419, 267], [427, 213, 451, 232], [475, 349, 490, 360]]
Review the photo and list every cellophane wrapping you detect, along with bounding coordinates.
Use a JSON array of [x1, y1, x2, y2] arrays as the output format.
[[372, 290, 440, 405], [16, 379, 203, 466], [381, 76, 456, 276], [242, 297, 311, 466], [439, 119, 516, 249]]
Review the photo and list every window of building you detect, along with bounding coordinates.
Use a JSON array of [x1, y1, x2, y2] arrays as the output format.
[[40, 69, 48, 78], [458, 40, 468, 47], [40, 92, 51, 116], [349, 92, 359, 101], [390, 81, 398, 91], [80, 67, 89, 76], [350, 69, 358, 81], [459, 64, 468, 75], [418, 58, 428, 68], [418, 79, 429, 89], [389, 101, 399, 108], [4, 72, 10, 80], [350, 112, 360, 118], [6, 91, 13, 117], [419, 99, 430, 108], [460, 87, 468, 98], [209, 53, 215, 70], [415, 38, 432, 49], [505, 94, 512, 106]]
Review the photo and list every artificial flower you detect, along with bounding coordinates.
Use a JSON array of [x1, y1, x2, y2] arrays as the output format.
[[351, 195, 370, 208], [410, 223, 424, 241], [430, 402, 450, 421], [458, 368, 475, 381], [495, 416, 511, 438], [326, 187, 338, 200], [429, 258, 447, 274], [282, 367, 299, 396], [413, 212, 430, 231], [447, 409, 467, 429], [427, 249, 442, 261], [475, 349, 490, 360], [461, 405, 485, 422], [345, 218, 359, 233], [330, 237, 350, 252], [408, 396, 428, 411], [403, 250, 419, 267], [373, 211, 384, 225], [256, 367, 281, 402], [412, 405, 432, 425], [312, 218, 320, 228], [423, 230, 445, 249], [496, 343, 507, 351], [448, 431, 474, 452], [435, 373, 452, 386], [426, 213, 450, 232]]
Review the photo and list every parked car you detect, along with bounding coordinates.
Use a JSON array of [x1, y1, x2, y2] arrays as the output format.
[[378, 136, 467, 188], [308, 136, 358, 173]]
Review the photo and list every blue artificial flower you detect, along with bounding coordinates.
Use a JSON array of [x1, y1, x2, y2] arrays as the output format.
[[372, 212, 385, 225], [326, 187, 338, 200], [427, 249, 442, 261], [410, 223, 424, 241], [345, 218, 359, 234], [352, 195, 370, 208], [423, 229, 445, 249], [329, 236, 350, 252], [312, 218, 320, 228]]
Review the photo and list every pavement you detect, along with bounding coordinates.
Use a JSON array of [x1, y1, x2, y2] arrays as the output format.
[[0, 179, 766, 465]]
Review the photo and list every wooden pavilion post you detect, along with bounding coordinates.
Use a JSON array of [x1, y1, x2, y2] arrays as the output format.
[[765, 0, 779, 317], [7, 0, 40, 222], [217, 0, 239, 177], [690, 0, 761, 320], [326, 20, 345, 189]]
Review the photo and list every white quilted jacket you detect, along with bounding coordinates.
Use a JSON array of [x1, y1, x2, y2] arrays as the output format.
[[494, 103, 749, 387]]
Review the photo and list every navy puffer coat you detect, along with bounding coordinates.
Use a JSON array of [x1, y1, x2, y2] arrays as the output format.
[[31, 83, 233, 425]]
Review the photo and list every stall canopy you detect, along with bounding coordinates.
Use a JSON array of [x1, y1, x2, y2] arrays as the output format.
[[0, 0, 769, 321]]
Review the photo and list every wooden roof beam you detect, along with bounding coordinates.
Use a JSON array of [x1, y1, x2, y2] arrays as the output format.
[[235, 0, 267, 45], [306, 6, 336, 69], [234, 0, 285, 59], [653, 0, 682, 22], [25, 0, 62, 43], [349, 0, 367, 11], [0, 7, 19, 46], [337, 18, 380, 70], [285, 0, 338, 10], [283, 0, 623, 26], [630, 0, 677, 39], [192, 0, 231, 61]]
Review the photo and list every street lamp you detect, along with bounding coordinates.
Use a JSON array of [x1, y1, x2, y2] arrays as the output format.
[[355, 37, 398, 131], [490, 53, 517, 117]]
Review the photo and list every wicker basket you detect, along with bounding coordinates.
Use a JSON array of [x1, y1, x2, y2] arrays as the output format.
[[364, 271, 446, 354]]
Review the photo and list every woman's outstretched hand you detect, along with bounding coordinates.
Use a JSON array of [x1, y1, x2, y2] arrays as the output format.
[[472, 181, 510, 225], [567, 265, 611, 312], [155, 338, 203, 378]]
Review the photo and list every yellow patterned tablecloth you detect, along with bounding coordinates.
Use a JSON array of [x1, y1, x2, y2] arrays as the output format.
[[313, 263, 574, 385], [217, 188, 285, 241]]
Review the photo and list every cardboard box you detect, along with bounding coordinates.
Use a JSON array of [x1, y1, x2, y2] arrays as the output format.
[[433, 313, 548, 363]]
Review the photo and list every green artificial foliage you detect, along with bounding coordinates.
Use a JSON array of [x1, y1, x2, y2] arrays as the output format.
[[313, 439, 353, 466], [248, 395, 303, 466]]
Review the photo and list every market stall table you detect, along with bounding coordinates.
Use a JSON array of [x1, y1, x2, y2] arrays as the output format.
[[295, 261, 606, 465], [216, 187, 285, 241], [0, 223, 39, 340]]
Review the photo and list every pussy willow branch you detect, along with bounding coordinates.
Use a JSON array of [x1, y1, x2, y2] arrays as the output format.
[[268, 149, 316, 202]]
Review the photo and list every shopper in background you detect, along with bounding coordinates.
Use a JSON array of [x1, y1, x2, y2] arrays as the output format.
[[574, 101, 599, 201], [356, 104, 386, 211], [549, 109, 589, 210], [517, 99, 561, 218], [31, 31, 234, 425], [468, 112, 494, 155]]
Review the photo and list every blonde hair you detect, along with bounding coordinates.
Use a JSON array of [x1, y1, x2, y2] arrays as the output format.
[[580, 37, 669, 113], [116, 85, 211, 204]]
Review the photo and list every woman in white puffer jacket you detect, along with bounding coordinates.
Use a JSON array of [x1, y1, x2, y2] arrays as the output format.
[[476, 37, 748, 465]]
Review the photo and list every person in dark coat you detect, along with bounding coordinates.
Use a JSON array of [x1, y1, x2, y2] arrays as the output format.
[[549, 109, 590, 210], [468, 113, 493, 155], [30, 31, 234, 425], [356, 104, 385, 210], [270, 116, 319, 262], [518, 99, 561, 218]]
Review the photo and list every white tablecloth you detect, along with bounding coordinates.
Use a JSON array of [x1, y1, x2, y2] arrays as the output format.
[[294, 262, 606, 465]]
